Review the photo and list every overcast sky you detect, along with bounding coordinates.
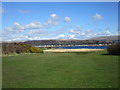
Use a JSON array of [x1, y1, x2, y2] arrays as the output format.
[[1, 2, 118, 41]]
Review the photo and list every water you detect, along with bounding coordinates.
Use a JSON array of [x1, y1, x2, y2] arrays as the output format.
[[57, 46, 108, 49]]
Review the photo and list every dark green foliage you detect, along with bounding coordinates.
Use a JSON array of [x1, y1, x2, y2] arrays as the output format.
[[107, 42, 120, 55], [2, 42, 43, 55]]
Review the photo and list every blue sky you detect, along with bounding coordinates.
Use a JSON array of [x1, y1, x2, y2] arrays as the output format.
[[1, 2, 118, 41]]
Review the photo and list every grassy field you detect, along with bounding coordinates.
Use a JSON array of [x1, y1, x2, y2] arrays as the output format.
[[2, 51, 118, 88]]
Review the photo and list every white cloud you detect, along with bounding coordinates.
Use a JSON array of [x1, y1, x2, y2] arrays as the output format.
[[70, 25, 82, 34], [93, 13, 103, 21], [59, 34, 65, 38], [13, 22, 25, 30], [68, 34, 76, 39], [64, 17, 71, 23], [5, 22, 25, 33], [2, 28, 116, 42], [106, 30, 112, 35], [102, 30, 113, 36], [3, 12, 116, 41], [51, 34, 66, 40], [69, 27, 115, 40], [50, 14, 57, 18], [28, 36, 42, 40], [45, 14, 60, 27], [5, 21, 43, 33], [29, 29, 46, 35], [5, 13, 60, 34], [3, 34, 42, 42], [25, 21, 43, 29], [80, 32, 85, 35], [70, 29, 75, 33], [69, 29, 81, 34], [76, 25, 81, 28], [75, 25, 82, 30]]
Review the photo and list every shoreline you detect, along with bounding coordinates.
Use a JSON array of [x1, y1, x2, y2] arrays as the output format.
[[43, 48, 105, 53]]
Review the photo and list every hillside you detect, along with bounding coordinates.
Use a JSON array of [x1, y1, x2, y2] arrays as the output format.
[[89, 35, 119, 41]]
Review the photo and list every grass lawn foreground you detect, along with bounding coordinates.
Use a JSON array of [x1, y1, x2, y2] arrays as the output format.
[[2, 51, 118, 88]]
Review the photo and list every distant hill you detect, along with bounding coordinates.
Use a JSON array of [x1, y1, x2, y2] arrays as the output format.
[[89, 35, 119, 41]]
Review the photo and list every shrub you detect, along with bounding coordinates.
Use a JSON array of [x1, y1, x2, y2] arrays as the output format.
[[107, 42, 120, 55], [2, 42, 43, 55], [30, 47, 43, 53], [16, 45, 25, 54]]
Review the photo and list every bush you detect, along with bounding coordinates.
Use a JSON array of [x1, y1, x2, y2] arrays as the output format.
[[107, 42, 120, 55], [2, 42, 43, 55], [16, 45, 25, 54], [30, 47, 43, 53]]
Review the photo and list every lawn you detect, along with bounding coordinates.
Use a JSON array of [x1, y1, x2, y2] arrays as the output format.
[[2, 51, 118, 88]]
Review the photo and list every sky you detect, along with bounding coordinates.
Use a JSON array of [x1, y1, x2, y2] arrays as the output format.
[[1, 2, 118, 41]]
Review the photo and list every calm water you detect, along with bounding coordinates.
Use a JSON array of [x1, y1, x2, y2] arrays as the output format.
[[57, 46, 108, 49]]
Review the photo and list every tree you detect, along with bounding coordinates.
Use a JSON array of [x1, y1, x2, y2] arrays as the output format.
[[107, 42, 120, 55]]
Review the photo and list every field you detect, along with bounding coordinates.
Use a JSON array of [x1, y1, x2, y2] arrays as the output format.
[[2, 51, 118, 88]]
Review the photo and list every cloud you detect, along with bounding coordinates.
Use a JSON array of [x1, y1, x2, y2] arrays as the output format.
[[64, 17, 71, 23], [28, 29, 46, 35], [69, 29, 74, 33], [50, 14, 57, 18], [5, 21, 43, 33], [69, 25, 82, 34], [69, 26, 114, 40], [5, 13, 60, 34], [80, 32, 85, 35], [18, 10, 30, 14], [69, 26, 82, 34], [3, 12, 116, 41], [93, 13, 103, 21], [69, 29, 81, 34], [105, 30, 112, 35], [45, 14, 60, 27], [25, 21, 43, 29], [2, 34, 43, 42], [97, 30, 113, 36], [2, 28, 115, 42], [52, 34, 66, 40], [59, 34, 65, 38], [5, 22, 25, 33], [13, 22, 25, 30], [68, 34, 76, 39], [76, 25, 81, 28]]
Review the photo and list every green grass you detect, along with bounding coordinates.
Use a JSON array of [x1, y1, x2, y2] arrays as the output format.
[[2, 51, 118, 88]]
